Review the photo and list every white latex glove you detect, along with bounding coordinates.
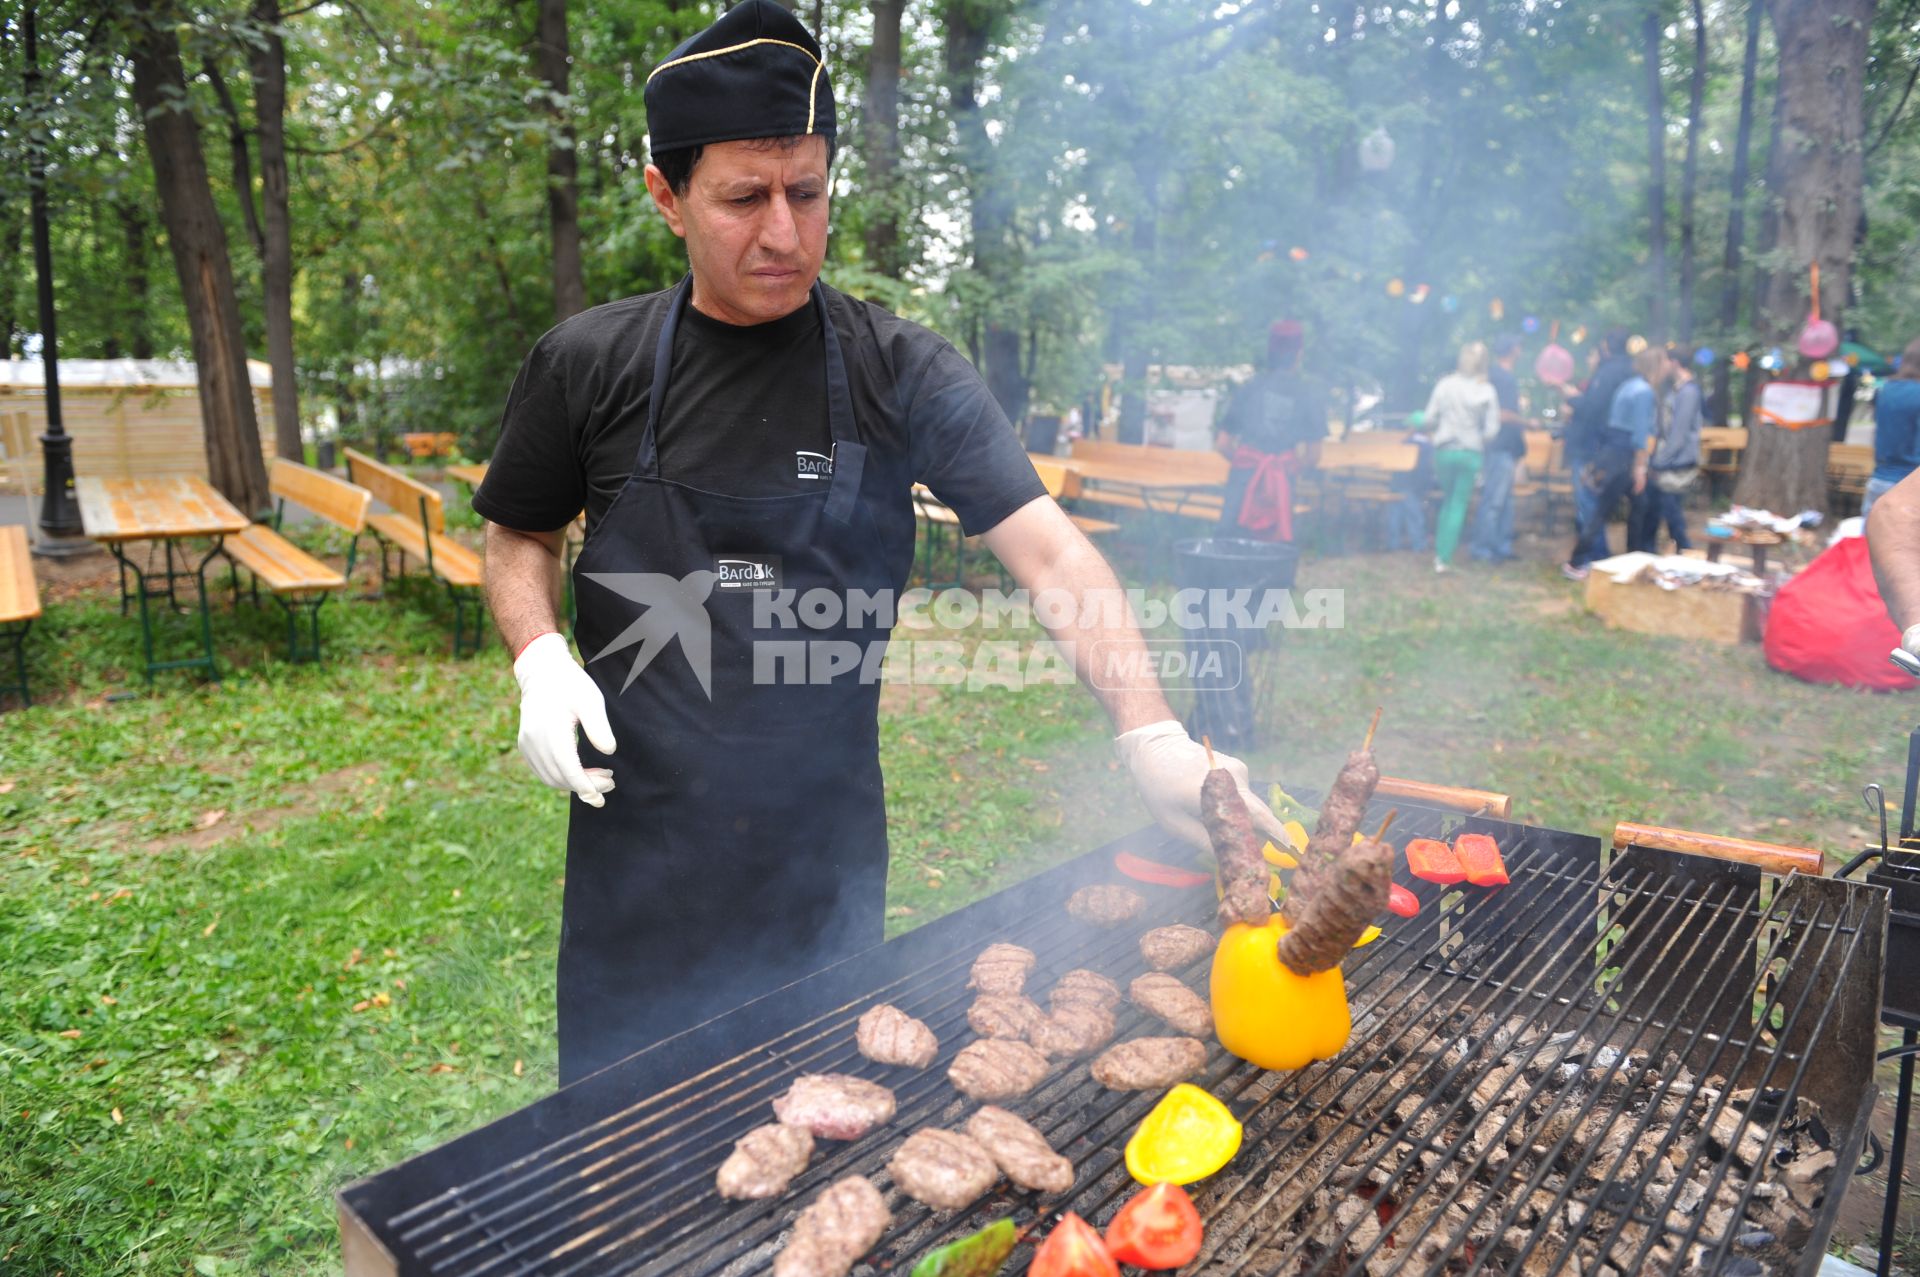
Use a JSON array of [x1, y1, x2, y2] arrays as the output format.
[[513, 632, 617, 808], [1904, 623, 1920, 658], [1114, 719, 1289, 852]]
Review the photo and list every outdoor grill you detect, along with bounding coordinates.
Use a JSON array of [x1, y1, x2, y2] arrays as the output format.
[[338, 798, 1887, 1277]]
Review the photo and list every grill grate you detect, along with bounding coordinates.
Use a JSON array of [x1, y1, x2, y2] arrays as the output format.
[[339, 805, 1885, 1277]]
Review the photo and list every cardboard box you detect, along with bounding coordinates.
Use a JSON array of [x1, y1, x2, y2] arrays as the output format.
[[1583, 569, 1762, 645]]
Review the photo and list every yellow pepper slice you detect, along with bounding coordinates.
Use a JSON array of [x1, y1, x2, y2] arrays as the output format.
[[1124, 1083, 1243, 1185], [1281, 821, 1310, 852], [1353, 925, 1382, 947], [1210, 915, 1351, 1071], [1261, 839, 1299, 869]]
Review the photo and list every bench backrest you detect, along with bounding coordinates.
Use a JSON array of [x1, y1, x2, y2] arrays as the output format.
[[1701, 426, 1748, 451], [1319, 438, 1419, 473], [1522, 429, 1556, 473], [1031, 458, 1079, 501], [1069, 440, 1230, 483], [271, 459, 372, 535], [1828, 442, 1874, 478], [344, 447, 444, 533]]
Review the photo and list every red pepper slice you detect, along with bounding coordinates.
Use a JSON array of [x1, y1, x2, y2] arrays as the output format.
[[1115, 851, 1214, 889], [1387, 882, 1420, 917], [1453, 833, 1509, 887], [1404, 838, 1466, 885], [1105, 1182, 1204, 1269]]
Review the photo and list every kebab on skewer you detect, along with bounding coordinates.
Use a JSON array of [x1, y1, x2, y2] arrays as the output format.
[[1200, 736, 1273, 928], [1282, 708, 1383, 932]]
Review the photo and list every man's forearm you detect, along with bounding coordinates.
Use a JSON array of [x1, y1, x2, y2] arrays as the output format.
[[1871, 475, 1920, 633], [983, 500, 1174, 733], [484, 522, 569, 655]]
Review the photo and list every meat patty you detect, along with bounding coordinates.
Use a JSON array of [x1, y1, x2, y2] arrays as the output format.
[[967, 943, 1036, 995], [1067, 883, 1147, 926], [773, 1175, 891, 1277], [717, 1122, 814, 1200], [965, 1105, 1075, 1194], [1049, 969, 1122, 1014], [948, 1038, 1051, 1101], [1129, 973, 1213, 1038], [856, 1004, 938, 1070], [772, 1074, 898, 1141], [968, 993, 1046, 1040], [1140, 923, 1217, 972], [1027, 1001, 1117, 1059], [1090, 1037, 1209, 1091], [886, 1128, 999, 1210]]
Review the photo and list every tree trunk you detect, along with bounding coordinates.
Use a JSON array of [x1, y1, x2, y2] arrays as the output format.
[[250, 0, 302, 460], [1643, 3, 1669, 342], [1713, 0, 1762, 424], [129, 0, 270, 513], [862, 0, 905, 278], [536, 0, 586, 321], [1116, 209, 1154, 445], [1735, 0, 1876, 515], [1677, 0, 1705, 342], [116, 198, 154, 359], [943, 0, 1028, 426], [0, 218, 21, 357]]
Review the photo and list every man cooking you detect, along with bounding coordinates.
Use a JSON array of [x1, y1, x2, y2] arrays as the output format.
[[474, 0, 1288, 1086]]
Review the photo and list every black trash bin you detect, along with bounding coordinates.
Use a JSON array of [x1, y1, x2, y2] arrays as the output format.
[[1172, 537, 1300, 753]]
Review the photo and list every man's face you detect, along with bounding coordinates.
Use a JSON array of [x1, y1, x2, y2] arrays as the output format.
[[645, 136, 830, 326]]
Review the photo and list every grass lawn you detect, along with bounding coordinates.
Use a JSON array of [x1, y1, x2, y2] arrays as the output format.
[[2, 529, 1916, 1275]]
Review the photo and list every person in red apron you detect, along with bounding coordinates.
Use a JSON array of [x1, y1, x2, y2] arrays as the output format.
[[475, 0, 1290, 1086], [1217, 320, 1327, 541]]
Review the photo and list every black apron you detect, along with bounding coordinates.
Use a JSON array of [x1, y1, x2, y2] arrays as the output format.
[[559, 278, 900, 1086]]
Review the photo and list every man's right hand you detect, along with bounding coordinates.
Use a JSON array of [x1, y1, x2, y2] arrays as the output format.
[[513, 632, 617, 807]]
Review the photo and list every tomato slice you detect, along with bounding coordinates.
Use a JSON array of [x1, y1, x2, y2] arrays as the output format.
[[1031, 1212, 1120, 1277], [1104, 1182, 1204, 1270], [1387, 883, 1420, 918], [1115, 851, 1214, 889]]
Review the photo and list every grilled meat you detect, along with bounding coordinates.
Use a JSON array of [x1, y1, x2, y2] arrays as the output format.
[[886, 1128, 1000, 1210], [1090, 1036, 1208, 1091], [967, 943, 1036, 996], [1204, 766, 1272, 927], [1027, 1001, 1118, 1059], [1129, 973, 1213, 1038], [772, 1174, 891, 1277], [1277, 835, 1393, 977], [1288, 746, 1381, 928], [1048, 969, 1122, 1014], [855, 1004, 938, 1070], [1066, 883, 1146, 926], [948, 1038, 1051, 1101], [968, 993, 1046, 1040], [771, 1074, 898, 1141], [1139, 923, 1217, 972], [716, 1122, 814, 1200], [965, 1105, 1074, 1194]]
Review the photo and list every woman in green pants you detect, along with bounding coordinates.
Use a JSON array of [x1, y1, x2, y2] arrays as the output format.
[[1422, 341, 1501, 572]]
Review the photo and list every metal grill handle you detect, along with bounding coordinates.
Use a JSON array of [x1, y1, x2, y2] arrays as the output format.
[[1611, 820, 1826, 876]]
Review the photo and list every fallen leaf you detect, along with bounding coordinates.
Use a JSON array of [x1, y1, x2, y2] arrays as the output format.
[[111, 1107, 123, 1124], [81, 1058, 108, 1072], [58, 1029, 81, 1039], [344, 947, 363, 971], [351, 999, 372, 1013], [513, 1059, 524, 1077], [0, 780, 14, 794], [393, 978, 407, 991], [382, 947, 397, 958], [344, 1137, 354, 1150], [202, 918, 218, 938], [197, 809, 226, 831], [100, 995, 116, 1006], [108, 888, 132, 902], [427, 1062, 455, 1074], [372, 991, 391, 1008]]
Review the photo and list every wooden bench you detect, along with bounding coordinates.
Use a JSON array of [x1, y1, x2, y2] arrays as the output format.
[[1828, 442, 1874, 515], [402, 431, 459, 461], [0, 525, 41, 706], [1031, 459, 1121, 537], [218, 460, 373, 662], [1065, 441, 1229, 521], [345, 447, 487, 655], [1701, 425, 1747, 498]]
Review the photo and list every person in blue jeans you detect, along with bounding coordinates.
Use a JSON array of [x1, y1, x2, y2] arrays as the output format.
[[1867, 337, 1920, 518], [1471, 335, 1531, 562], [1385, 413, 1435, 550], [1563, 345, 1670, 579], [1552, 329, 1635, 566], [1631, 348, 1702, 552]]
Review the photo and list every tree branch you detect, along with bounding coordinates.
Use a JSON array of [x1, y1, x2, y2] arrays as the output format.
[[1868, 53, 1920, 158], [202, 53, 266, 258]]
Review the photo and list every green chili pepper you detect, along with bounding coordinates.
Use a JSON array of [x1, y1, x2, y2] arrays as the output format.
[[910, 1218, 1018, 1277]]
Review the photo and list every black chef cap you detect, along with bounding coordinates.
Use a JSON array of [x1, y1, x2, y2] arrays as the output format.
[[644, 0, 836, 153]]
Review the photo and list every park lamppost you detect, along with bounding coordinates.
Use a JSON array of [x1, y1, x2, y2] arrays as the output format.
[[23, 0, 91, 558]]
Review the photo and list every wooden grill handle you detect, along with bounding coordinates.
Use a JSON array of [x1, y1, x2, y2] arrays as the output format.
[[1376, 776, 1512, 820], [1611, 821, 1826, 877]]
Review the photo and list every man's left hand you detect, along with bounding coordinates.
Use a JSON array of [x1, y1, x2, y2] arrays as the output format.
[[1115, 720, 1289, 852]]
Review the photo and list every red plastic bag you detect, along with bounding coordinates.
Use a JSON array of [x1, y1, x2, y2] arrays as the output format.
[[1763, 536, 1915, 690]]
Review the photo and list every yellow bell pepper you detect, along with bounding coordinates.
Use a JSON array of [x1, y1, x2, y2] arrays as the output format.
[[1124, 1082, 1243, 1185], [1261, 839, 1299, 870], [1210, 915, 1351, 1071], [1281, 820, 1310, 852]]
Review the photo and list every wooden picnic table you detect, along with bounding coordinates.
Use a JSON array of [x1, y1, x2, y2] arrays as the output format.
[[75, 475, 251, 682]]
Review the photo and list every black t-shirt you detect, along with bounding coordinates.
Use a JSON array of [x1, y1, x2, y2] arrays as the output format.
[[474, 283, 1045, 538], [1488, 364, 1526, 458], [1220, 368, 1329, 456]]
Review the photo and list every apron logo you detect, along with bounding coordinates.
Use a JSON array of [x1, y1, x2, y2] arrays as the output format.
[[715, 556, 783, 592], [580, 571, 717, 699], [795, 447, 834, 480]]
